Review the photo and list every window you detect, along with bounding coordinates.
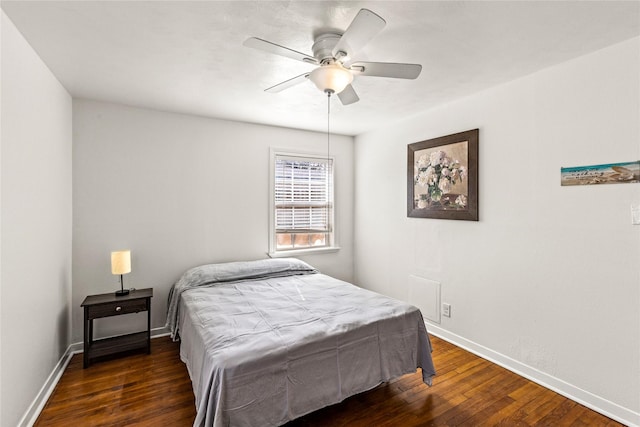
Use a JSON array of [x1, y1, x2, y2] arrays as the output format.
[[269, 151, 335, 256]]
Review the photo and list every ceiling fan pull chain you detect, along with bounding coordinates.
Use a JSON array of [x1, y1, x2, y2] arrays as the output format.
[[326, 91, 332, 208], [327, 91, 331, 163]]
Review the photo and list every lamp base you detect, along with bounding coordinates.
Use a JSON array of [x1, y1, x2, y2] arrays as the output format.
[[115, 289, 130, 297]]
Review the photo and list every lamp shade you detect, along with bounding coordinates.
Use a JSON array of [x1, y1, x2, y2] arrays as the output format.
[[111, 250, 131, 275], [309, 64, 353, 94]]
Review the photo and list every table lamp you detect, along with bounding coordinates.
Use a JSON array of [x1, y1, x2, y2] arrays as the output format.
[[111, 250, 131, 296]]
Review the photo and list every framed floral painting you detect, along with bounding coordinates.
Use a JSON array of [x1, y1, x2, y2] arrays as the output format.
[[407, 129, 478, 220]]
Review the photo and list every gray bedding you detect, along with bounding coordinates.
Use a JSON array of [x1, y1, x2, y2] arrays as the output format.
[[167, 258, 436, 427]]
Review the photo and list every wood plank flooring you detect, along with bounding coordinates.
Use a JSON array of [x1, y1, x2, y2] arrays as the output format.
[[35, 335, 623, 426]]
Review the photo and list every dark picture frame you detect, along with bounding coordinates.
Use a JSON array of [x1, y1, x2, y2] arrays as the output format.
[[407, 129, 479, 220]]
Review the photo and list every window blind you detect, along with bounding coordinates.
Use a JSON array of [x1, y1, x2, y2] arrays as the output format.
[[274, 155, 333, 245]]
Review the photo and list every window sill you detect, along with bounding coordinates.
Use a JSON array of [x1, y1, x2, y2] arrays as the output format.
[[268, 246, 341, 258]]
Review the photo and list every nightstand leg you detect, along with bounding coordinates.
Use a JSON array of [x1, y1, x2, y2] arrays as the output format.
[[146, 298, 151, 354], [83, 308, 89, 368]]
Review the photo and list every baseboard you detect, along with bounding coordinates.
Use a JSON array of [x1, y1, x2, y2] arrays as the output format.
[[19, 326, 171, 427], [426, 322, 640, 427]]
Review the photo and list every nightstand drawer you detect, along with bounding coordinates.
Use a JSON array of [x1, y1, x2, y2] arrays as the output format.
[[87, 299, 148, 319]]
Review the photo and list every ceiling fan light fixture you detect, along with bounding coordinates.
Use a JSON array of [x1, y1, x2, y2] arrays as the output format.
[[309, 64, 353, 94]]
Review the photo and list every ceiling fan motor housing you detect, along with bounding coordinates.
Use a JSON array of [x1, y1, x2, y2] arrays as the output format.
[[312, 33, 342, 63]]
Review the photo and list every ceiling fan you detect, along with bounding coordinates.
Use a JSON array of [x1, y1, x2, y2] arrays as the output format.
[[243, 8, 422, 105]]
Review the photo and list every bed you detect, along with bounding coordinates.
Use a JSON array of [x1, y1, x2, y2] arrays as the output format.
[[166, 258, 435, 427]]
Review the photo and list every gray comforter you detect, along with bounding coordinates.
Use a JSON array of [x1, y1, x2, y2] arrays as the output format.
[[167, 258, 436, 427]]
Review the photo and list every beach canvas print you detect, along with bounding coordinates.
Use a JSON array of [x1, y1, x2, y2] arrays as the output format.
[[561, 161, 640, 186]]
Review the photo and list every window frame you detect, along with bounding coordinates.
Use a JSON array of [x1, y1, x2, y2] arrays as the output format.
[[268, 148, 339, 257]]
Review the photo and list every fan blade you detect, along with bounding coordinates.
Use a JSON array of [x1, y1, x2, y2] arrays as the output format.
[[338, 84, 360, 105], [265, 72, 310, 93], [332, 9, 386, 60], [350, 62, 422, 79], [243, 37, 319, 65]]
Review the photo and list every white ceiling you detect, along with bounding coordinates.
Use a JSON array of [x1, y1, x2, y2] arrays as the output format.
[[2, 1, 639, 136]]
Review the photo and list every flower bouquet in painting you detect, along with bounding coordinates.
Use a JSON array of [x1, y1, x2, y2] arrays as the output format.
[[414, 150, 467, 209]]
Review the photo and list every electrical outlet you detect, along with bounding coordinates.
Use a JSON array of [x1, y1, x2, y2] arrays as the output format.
[[442, 303, 451, 318], [632, 204, 640, 225]]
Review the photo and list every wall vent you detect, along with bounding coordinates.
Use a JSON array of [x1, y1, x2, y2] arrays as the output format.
[[408, 275, 441, 324]]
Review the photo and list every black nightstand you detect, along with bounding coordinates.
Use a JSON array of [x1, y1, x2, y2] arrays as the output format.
[[81, 288, 153, 368]]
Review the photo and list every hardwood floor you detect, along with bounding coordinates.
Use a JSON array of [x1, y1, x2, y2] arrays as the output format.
[[35, 337, 195, 427], [35, 335, 623, 426]]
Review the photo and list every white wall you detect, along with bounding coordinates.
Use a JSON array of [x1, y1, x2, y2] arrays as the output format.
[[72, 99, 354, 342], [1, 11, 73, 427], [354, 36, 640, 424]]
